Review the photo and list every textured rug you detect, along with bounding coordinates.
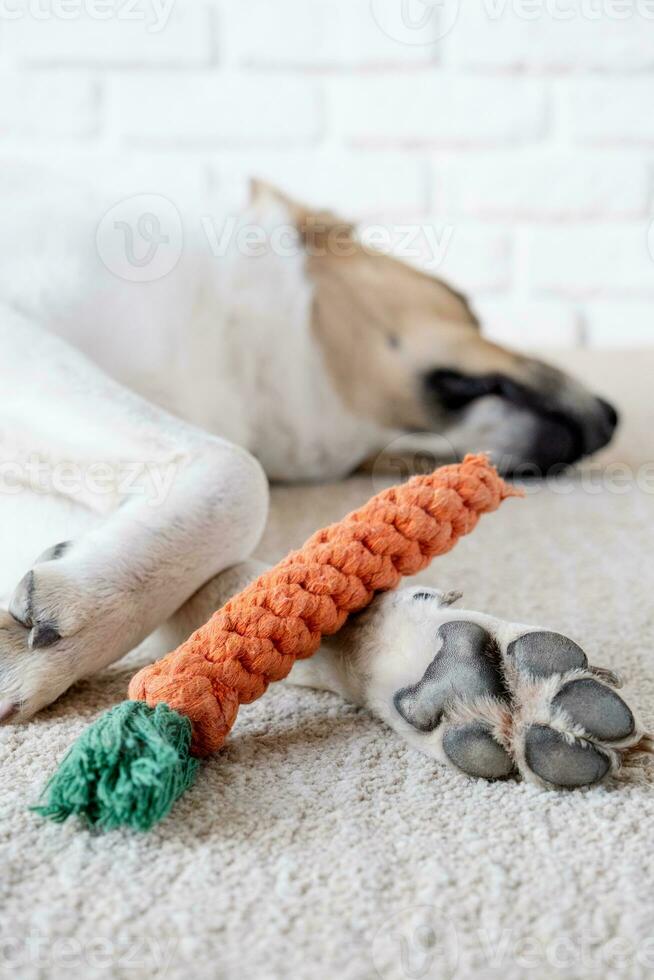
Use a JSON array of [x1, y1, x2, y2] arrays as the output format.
[[1, 350, 653, 980]]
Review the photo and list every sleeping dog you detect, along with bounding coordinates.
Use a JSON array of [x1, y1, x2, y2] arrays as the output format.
[[0, 177, 625, 784]]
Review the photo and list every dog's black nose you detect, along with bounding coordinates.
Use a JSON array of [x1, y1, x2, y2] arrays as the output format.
[[580, 395, 619, 457], [597, 397, 619, 432]]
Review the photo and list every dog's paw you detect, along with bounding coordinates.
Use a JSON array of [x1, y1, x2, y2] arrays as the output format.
[[0, 610, 77, 723], [3, 539, 124, 721], [1, 542, 79, 720], [8, 541, 77, 650], [375, 595, 647, 788], [505, 632, 644, 788]]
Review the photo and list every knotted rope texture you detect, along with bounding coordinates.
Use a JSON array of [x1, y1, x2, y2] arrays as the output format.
[[36, 455, 520, 830]]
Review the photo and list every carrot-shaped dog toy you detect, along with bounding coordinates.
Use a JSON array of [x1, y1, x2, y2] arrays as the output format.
[[35, 455, 519, 831]]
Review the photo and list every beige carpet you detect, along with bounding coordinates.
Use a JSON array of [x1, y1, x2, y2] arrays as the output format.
[[2, 350, 654, 980]]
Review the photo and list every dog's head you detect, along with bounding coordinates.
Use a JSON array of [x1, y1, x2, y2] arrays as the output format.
[[251, 182, 618, 474]]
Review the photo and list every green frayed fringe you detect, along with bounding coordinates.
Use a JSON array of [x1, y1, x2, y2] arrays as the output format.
[[32, 701, 199, 832]]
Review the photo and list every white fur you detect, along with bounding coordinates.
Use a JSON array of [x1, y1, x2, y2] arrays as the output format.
[[0, 310, 269, 718], [0, 174, 384, 482], [0, 173, 384, 717]]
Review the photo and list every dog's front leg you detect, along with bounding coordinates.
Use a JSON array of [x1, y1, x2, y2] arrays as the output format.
[[0, 312, 269, 720]]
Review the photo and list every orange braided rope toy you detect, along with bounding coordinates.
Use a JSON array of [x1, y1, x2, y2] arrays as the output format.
[[36, 455, 520, 831]]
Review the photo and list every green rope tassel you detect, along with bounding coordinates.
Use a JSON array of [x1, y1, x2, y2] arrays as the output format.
[[32, 701, 199, 832]]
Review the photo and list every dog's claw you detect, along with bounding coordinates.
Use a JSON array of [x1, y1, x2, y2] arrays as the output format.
[[9, 562, 64, 649], [0, 701, 18, 725], [28, 624, 62, 650], [441, 590, 463, 607], [8, 571, 34, 628], [36, 541, 70, 563], [588, 665, 623, 688]]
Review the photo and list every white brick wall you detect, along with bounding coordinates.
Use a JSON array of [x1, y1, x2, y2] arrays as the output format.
[[221, 0, 435, 68], [432, 151, 649, 220], [5, 3, 212, 66], [528, 225, 654, 298], [327, 74, 549, 147], [113, 73, 323, 146], [570, 79, 654, 146], [0, 0, 652, 349], [0, 72, 99, 139], [443, 5, 654, 72]]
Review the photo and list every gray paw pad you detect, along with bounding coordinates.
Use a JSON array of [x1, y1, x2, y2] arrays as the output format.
[[394, 621, 507, 733], [443, 723, 514, 779], [508, 631, 587, 677], [524, 725, 610, 788], [552, 678, 635, 742]]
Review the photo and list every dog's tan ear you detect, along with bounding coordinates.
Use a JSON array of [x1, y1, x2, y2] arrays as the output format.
[[249, 178, 311, 222], [249, 178, 355, 250], [249, 178, 292, 210]]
